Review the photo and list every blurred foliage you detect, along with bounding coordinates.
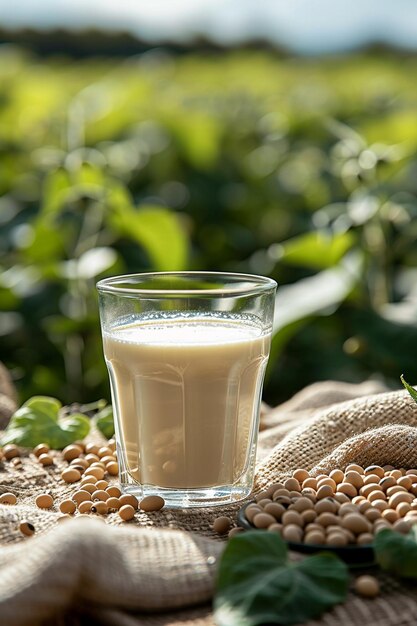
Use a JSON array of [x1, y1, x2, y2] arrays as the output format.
[[1, 45, 417, 405]]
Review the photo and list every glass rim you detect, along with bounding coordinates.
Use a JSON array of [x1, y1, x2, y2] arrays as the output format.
[[96, 271, 277, 298]]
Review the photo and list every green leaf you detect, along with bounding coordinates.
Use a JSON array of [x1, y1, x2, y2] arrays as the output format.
[[266, 252, 363, 381], [75, 162, 106, 187], [42, 164, 106, 217], [214, 531, 349, 626], [400, 375, 417, 405], [278, 231, 356, 270], [375, 528, 417, 578], [108, 200, 188, 271], [129, 206, 188, 271], [42, 168, 72, 216], [168, 112, 222, 170], [22, 217, 66, 263], [24, 395, 62, 416], [95, 405, 115, 439], [0, 396, 90, 449]]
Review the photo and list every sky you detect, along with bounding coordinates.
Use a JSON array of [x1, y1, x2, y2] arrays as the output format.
[[1, 0, 417, 54]]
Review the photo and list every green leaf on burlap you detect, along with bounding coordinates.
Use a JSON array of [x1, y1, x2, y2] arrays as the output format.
[[1, 396, 90, 449], [375, 527, 417, 578], [214, 531, 349, 626]]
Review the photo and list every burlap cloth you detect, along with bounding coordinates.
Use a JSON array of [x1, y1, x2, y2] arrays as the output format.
[[2, 377, 417, 626]]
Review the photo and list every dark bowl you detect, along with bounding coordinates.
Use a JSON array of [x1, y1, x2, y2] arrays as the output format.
[[237, 501, 375, 567]]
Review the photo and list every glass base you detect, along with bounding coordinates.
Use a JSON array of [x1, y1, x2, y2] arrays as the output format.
[[122, 483, 253, 508]]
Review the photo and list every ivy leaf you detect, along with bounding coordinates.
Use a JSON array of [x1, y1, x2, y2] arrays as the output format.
[[95, 405, 115, 439], [375, 528, 417, 578], [214, 531, 349, 626], [25, 396, 62, 417], [0, 396, 90, 449], [400, 374, 417, 404]]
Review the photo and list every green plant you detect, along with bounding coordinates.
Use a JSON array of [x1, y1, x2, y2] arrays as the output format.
[[1, 47, 417, 404]]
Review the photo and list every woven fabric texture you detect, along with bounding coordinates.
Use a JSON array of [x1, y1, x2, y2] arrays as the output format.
[[2, 378, 417, 626]]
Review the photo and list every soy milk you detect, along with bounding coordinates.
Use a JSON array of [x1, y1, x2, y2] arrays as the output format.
[[103, 314, 270, 489]]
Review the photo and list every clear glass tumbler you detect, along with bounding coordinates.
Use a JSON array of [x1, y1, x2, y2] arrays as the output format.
[[97, 271, 276, 508]]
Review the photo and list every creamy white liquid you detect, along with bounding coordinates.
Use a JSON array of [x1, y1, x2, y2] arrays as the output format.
[[103, 315, 270, 489]]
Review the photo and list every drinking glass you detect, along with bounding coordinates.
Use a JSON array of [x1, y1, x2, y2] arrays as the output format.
[[97, 271, 276, 507]]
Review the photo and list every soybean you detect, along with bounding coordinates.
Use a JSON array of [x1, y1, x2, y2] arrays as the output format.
[[106, 497, 121, 511], [301, 509, 317, 524], [61, 468, 81, 484], [364, 465, 384, 478], [341, 513, 370, 535], [263, 502, 285, 519], [59, 499, 76, 514], [345, 464, 364, 475], [305, 530, 325, 545], [36, 494, 53, 509], [81, 483, 97, 495], [118, 504, 135, 521], [72, 490, 91, 505], [106, 462, 119, 476], [326, 532, 348, 546], [106, 485, 122, 498], [3, 444, 19, 460], [282, 510, 303, 527], [81, 475, 98, 485], [329, 469, 344, 484], [38, 454, 54, 466], [316, 485, 334, 500], [293, 469, 309, 483], [19, 521, 35, 536], [63, 445, 82, 462], [95, 480, 109, 491], [98, 446, 113, 458], [34, 443, 49, 457], [0, 492, 17, 505], [355, 575, 380, 598], [253, 513, 276, 529], [291, 497, 314, 513], [85, 443, 100, 455], [139, 495, 164, 512], [91, 490, 108, 502], [337, 482, 357, 498], [91, 501, 108, 515], [84, 467, 105, 480], [345, 471, 364, 489], [245, 504, 262, 522], [282, 524, 303, 542], [78, 501, 93, 514], [284, 478, 301, 492], [212, 516, 232, 534]]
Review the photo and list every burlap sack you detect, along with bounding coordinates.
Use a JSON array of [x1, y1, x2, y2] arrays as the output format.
[[2, 377, 417, 626]]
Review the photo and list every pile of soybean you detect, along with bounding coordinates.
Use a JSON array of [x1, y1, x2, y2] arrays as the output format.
[[0, 441, 165, 534], [243, 464, 417, 546]]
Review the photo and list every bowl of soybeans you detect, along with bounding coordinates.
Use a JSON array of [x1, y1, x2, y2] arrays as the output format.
[[238, 464, 417, 565]]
